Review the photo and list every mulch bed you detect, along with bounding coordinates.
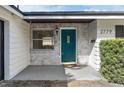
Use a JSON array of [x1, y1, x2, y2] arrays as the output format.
[[0, 80, 67, 87], [0, 80, 123, 87]]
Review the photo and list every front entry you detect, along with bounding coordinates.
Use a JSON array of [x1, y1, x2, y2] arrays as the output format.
[[0, 20, 4, 80], [61, 28, 76, 63]]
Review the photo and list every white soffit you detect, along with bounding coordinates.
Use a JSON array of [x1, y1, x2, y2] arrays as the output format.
[[23, 15, 124, 19]]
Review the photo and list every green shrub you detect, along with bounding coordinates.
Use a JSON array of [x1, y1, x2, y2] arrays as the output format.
[[100, 39, 124, 84]]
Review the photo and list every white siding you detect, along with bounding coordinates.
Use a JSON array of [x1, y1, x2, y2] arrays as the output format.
[[97, 19, 116, 39], [0, 6, 30, 79], [90, 19, 124, 71]]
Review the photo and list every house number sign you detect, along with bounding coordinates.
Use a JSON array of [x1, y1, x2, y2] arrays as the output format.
[[100, 29, 112, 34]]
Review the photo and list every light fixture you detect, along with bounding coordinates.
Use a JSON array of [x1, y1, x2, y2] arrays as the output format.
[[55, 25, 59, 35]]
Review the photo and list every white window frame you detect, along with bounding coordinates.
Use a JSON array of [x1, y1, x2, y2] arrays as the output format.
[[31, 27, 55, 50]]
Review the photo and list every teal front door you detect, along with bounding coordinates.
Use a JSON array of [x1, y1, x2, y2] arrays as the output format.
[[61, 28, 76, 63]]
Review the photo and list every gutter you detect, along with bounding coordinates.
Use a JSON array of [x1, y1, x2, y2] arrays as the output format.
[[9, 5, 24, 15], [23, 11, 124, 16], [1, 5, 24, 18]]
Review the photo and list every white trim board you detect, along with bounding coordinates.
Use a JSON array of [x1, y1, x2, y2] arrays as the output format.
[[23, 15, 124, 19]]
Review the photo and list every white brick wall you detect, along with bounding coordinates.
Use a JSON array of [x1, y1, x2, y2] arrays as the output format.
[[0, 6, 30, 79], [88, 20, 98, 70]]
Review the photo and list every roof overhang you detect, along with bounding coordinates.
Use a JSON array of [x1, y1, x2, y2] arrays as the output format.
[[23, 15, 124, 23], [24, 19, 94, 23], [2, 5, 124, 23], [23, 11, 124, 20], [23, 15, 124, 20]]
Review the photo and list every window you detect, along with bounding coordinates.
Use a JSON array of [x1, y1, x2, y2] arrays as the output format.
[[32, 30, 54, 49], [115, 25, 124, 38]]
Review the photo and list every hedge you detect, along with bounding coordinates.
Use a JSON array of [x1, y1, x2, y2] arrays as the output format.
[[100, 39, 124, 84]]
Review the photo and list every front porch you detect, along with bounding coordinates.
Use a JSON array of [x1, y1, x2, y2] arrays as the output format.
[[1, 6, 124, 86], [11, 65, 102, 80]]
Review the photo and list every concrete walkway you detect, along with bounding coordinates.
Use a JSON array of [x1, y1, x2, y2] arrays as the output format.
[[11, 65, 66, 80], [65, 65, 102, 80]]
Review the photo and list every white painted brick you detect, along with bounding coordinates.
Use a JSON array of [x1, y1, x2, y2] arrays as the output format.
[[31, 23, 90, 65]]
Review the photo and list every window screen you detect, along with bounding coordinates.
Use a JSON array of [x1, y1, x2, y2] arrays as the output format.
[[32, 30, 54, 49], [115, 25, 124, 38]]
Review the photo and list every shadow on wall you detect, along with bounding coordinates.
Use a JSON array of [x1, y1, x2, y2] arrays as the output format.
[[0, 17, 10, 80], [88, 38, 97, 69]]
